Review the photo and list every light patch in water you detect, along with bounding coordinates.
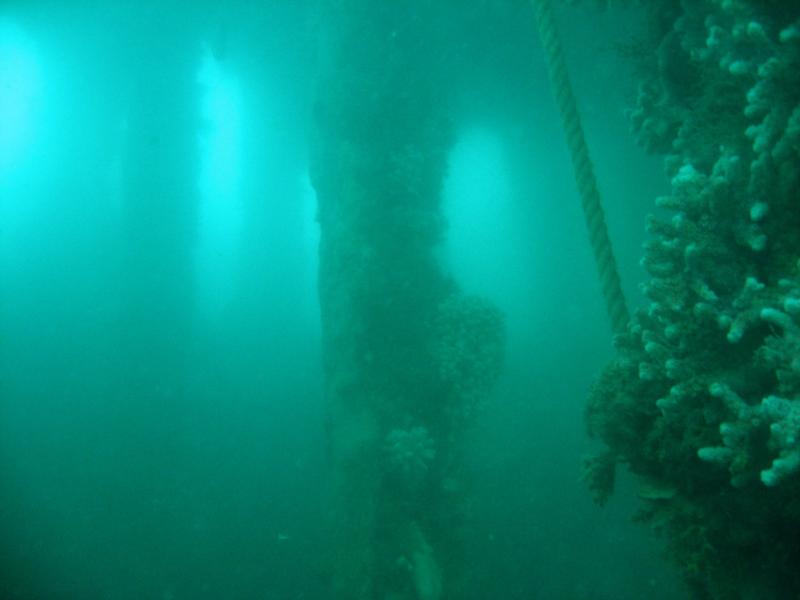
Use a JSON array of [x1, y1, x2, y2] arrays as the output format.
[[0, 21, 41, 178], [196, 46, 243, 316], [442, 127, 515, 302]]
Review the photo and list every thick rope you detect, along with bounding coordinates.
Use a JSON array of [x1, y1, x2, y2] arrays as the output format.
[[532, 0, 630, 334]]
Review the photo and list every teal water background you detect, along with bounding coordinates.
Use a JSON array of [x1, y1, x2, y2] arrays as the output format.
[[1, 3, 685, 598]]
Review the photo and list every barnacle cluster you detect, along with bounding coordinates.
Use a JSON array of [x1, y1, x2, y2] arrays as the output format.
[[430, 293, 505, 422], [385, 425, 437, 488]]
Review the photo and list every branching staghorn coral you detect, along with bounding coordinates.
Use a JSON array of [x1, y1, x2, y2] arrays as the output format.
[[698, 383, 800, 487], [586, 1, 800, 596]]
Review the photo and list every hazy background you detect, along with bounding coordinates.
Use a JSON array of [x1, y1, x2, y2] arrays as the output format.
[[0, 2, 684, 598]]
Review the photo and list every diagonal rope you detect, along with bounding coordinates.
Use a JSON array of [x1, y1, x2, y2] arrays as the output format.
[[532, 0, 630, 334]]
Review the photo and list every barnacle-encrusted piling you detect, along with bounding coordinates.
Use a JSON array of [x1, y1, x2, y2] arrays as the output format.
[[310, 2, 504, 598]]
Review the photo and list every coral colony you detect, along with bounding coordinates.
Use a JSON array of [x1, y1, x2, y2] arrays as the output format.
[[585, 1, 800, 597]]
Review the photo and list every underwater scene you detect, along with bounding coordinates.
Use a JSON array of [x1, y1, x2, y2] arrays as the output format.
[[1, 1, 799, 598]]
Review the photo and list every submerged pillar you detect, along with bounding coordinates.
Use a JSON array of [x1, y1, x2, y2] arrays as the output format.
[[311, 3, 504, 599]]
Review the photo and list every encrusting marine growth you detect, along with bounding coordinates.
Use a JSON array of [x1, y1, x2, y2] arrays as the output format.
[[311, 2, 505, 598], [581, 0, 800, 597]]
